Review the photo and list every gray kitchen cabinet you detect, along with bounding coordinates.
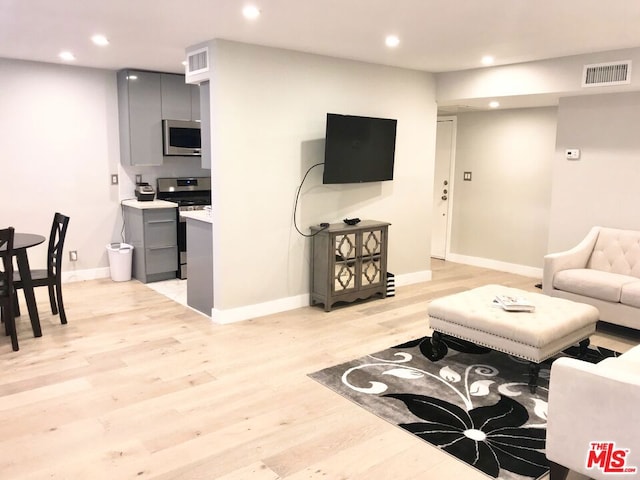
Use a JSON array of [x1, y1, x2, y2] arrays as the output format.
[[310, 220, 390, 312], [123, 205, 178, 283], [117, 69, 163, 166], [199, 81, 211, 169], [160, 73, 200, 120], [185, 214, 213, 316], [191, 84, 201, 121], [118, 70, 199, 166]]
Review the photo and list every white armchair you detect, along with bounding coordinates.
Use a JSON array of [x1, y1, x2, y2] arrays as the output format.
[[546, 345, 640, 479]]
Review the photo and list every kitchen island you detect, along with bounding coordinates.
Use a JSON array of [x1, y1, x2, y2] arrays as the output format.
[[181, 210, 213, 316]]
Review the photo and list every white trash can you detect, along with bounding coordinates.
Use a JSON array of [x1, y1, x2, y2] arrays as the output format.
[[106, 243, 134, 281]]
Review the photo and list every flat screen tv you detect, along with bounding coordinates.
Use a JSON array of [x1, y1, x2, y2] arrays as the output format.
[[323, 113, 397, 184]]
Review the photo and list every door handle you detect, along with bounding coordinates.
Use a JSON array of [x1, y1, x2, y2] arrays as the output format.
[[441, 195, 448, 201]]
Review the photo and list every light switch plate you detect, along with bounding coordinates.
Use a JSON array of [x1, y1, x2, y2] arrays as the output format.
[[566, 148, 581, 160], [463, 171, 472, 181]]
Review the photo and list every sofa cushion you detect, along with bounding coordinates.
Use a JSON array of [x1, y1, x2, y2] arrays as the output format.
[[553, 268, 638, 302], [620, 281, 640, 308], [587, 227, 640, 276]]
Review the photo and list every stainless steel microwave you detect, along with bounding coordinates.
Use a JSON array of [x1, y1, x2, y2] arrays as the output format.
[[162, 119, 201, 156]]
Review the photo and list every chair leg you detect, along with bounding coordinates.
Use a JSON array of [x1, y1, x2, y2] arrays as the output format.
[[13, 291, 21, 317], [48, 284, 58, 315], [55, 280, 67, 324], [2, 305, 19, 351]]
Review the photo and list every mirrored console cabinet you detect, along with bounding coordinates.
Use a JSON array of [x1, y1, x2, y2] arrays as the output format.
[[310, 220, 390, 312]]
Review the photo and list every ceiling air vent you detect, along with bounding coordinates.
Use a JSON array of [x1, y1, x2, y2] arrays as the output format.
[[187, 47, 209, 75], [582, 60, 631, 87]]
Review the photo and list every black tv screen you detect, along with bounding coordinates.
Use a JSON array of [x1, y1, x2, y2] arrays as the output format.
[[323, 113, 397, 184]]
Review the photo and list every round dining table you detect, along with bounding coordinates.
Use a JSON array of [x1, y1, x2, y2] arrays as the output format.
[[1, 233, 46, 337]]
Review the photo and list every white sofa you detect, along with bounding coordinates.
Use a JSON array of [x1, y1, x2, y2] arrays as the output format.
[[543, 226, 640, 330], [546, 344, 640, 479]]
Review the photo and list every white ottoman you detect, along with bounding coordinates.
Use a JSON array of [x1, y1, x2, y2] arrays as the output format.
[[428, 284, 600, 392]]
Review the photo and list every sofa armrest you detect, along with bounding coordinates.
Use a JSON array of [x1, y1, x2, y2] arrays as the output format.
[[547, 357, 640, 479], [543, 227, 600, 295]]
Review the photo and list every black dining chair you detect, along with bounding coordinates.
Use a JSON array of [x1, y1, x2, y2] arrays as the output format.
[[1, 227, 19, 351], [14, 213, 70, 325]]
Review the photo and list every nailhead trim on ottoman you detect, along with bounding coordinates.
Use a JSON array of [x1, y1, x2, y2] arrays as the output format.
[[428, 284, 600, 363]]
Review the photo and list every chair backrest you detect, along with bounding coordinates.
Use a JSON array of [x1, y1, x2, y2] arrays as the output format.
[[47, 213, 70, 278], [0, 227, 15, 297]]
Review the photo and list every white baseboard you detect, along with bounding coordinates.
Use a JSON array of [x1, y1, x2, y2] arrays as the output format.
[[445, 253, 542, 279], [211, 293, 310, 324], [394, 269, 432, 286], [211, 269, 433, 324], [62, 267, 111, 283]]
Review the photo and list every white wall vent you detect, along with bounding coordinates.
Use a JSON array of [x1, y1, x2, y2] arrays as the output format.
[[582, 60, 631, 87], [187, 47, 209, 75]]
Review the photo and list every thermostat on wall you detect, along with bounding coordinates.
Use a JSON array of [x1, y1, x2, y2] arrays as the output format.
[[566, 148, 581, 160]]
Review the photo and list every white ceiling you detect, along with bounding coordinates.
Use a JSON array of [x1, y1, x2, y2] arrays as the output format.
[[2, 0, 640, 75]]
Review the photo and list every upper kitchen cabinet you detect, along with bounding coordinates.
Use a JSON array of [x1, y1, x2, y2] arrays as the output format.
[[117, 70, 200, 166], [160, 73, 200, 121], [199, 81, 211, 169], [117, 69, 163, 166]]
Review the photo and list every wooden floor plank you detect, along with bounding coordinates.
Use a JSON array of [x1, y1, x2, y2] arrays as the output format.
[[1, 260, 637, 479]]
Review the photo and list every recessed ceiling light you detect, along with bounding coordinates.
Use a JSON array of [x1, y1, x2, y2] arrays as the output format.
[[482, 55, 495, 66], [91, 34, 109, 46], [242, 5, 261, 20], [385, 35, 400, 48], [489, 101, 500, 109], [59, 51, 75, 61]]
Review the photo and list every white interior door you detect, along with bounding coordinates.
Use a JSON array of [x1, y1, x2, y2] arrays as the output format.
[[431, 118, 455, 259]]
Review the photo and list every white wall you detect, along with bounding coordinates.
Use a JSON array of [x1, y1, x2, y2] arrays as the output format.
[[207, 40, 437, 318], [0, 58, 121, 279], [548, 92, 640, 252], [449, 107, 557, 270]]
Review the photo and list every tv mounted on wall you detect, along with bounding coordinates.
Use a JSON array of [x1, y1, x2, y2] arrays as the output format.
[[322, 113, 397, 184]]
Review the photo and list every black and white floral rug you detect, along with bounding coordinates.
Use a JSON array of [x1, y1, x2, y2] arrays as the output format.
[[309, 335, 618, 480]]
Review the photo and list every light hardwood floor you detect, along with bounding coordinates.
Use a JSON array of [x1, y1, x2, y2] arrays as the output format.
[[2, 260, 638, 479]]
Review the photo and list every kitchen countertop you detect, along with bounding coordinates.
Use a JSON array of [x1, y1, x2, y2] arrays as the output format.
[[180, 210, 213, 224], [121, 199, 177, 209]]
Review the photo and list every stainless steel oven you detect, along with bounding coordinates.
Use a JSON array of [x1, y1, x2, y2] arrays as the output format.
[[156, 177, 211, 279]]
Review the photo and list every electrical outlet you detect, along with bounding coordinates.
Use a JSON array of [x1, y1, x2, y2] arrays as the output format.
[[69, 250, 78, 262], [111, 174, 119, 185], [463, 171, 472, 181], [135, 174, 142, 184]]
